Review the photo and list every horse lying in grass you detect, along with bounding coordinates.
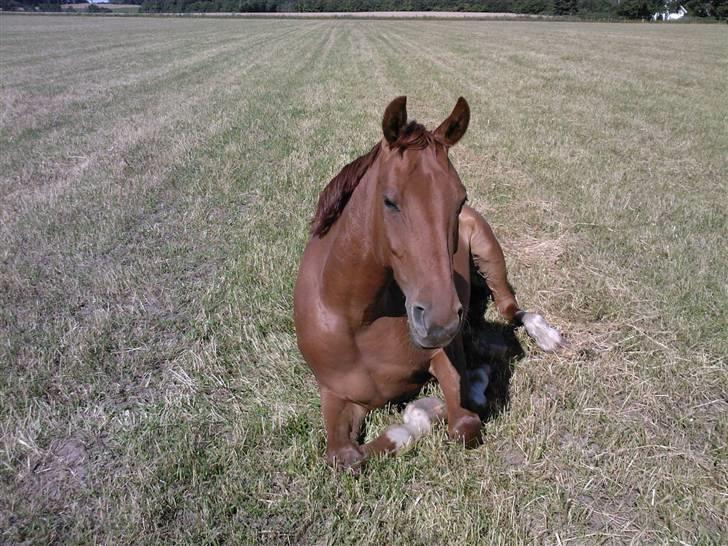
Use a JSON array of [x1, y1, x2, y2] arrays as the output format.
[[294, 97, 564, 469]]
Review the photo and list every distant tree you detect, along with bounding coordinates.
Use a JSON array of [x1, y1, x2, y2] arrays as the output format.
[[576, 0, 612, 15], [514, 0, 551, 12], [615, 0, 657, 17], [87, 2, 113, 10], [712, 0, 728, 17], [683, 0, 711, 15], [553, 0, 577, 13], [0, 0, 80, 8]]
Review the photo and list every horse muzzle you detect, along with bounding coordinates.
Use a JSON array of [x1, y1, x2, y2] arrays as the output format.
[[408, 302, 463, 349]]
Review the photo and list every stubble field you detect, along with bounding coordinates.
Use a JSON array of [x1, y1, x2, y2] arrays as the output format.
[[1, 14, 726, 544]]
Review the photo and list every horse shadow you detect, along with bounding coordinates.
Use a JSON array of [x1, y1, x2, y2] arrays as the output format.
[[460, 262, 525, 422]]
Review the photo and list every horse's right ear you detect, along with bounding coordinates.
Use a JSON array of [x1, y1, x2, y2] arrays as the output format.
[[382, 96, 407, 144]]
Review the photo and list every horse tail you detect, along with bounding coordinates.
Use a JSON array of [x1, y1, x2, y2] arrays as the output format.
[[362, 397, 446, 457]]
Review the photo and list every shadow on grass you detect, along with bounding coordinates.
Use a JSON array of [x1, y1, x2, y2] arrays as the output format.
[[461, 261, 524, 423]]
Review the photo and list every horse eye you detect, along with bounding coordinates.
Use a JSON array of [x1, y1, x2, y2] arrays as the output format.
[[384, 197, 399, 211]]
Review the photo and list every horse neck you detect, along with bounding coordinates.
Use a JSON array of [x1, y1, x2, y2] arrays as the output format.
[[320, 166, 391, 321]]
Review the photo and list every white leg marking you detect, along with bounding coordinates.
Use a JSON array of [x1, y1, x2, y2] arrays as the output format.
[[409, 397, 446, 421], [401, 397, 446, 439], [522, 312, 564, 352], [384, 424, 415, 450], [402, 406, 435, 439], [384, 397, 447, 454]]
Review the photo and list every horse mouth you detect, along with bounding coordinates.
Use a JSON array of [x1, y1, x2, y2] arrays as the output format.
[[411, 336, 455, 350], [409, 325, 460, 350]]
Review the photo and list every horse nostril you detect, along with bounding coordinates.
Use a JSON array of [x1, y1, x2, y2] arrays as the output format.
[[456, 306, 464, 323], [412, 304, 427, 330]]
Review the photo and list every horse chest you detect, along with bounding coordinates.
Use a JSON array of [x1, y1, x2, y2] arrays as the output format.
[[349, 316, 437, 406]]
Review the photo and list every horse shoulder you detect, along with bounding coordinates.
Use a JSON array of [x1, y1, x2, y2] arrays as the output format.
[[295, 238, 355, 353]]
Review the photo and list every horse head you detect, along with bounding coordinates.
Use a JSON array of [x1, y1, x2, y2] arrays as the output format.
[[375, 96, 470, 349]]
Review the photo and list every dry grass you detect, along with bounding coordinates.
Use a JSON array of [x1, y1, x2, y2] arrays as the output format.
[[1, 15, 726, 544]]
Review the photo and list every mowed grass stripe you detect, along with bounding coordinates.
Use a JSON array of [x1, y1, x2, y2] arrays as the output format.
[[1, 16, 726, 544], [0, 17, 289, 71], [0, 22, 324, 190], [114, 24, 380, 542]]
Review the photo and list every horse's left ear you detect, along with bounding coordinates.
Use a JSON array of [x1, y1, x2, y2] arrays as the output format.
[[434, 97, 470, 146]]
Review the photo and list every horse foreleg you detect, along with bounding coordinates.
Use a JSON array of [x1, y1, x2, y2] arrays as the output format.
[[429, 343, 482, 447], [463, 206, 519, 322], [320, 387, 367, 470], [463, 205, 565, 351], [322, 389, 447, 467]]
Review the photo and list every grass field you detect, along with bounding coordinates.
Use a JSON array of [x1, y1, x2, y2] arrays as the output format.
[[1, 14, 726, 544]]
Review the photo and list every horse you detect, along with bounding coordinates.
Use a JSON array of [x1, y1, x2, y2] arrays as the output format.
[[294, 97, 564, 469]]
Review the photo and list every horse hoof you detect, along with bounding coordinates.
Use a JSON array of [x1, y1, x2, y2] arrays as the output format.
[[449, 414, 482, 448], [326, 445, 365, 470]]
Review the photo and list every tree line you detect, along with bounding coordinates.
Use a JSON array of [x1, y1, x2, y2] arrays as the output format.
[[137, 0, 726, 19], [1, 0, 726, 20], [136, 0, 727, 18]]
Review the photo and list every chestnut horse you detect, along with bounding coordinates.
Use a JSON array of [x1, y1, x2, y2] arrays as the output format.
[[294, 97, 563, 469]]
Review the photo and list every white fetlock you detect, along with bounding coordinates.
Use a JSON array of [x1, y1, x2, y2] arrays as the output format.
[[521, 312, 564, 352], [403, 397, 446, 439], [383, 424, 416, 451], [410, 397, 446, 420], [402, 406, 431, 439]]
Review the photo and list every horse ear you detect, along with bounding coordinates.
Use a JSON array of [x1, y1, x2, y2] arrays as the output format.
[[382, 96, 407, 144], [434, 97, 470, 146]]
